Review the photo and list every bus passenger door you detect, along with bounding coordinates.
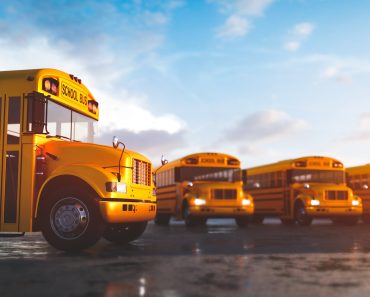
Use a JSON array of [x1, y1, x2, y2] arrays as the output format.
[[0, 95, 22, 232]]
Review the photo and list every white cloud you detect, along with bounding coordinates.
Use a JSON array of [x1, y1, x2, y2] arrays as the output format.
[[343, 113, 370, 142], [236, 0, 274, 16], [284, 41, 300, 52], [293, 22, 315, 37], [143, 11, 168, 26], [226, 110, 307, 143], [210, 0, 274, 16], [284, 22, 315, 52], [210, 0, 274, 40], [98, 98, 186, 134], [217, 15, 251, 39], [96, 129, 186, 162], [0, 1, 187, 141], [321, 66, 352, 83]]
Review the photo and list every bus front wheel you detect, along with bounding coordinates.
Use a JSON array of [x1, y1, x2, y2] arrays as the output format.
[[280, 218, 296, 226], [182, 202, 206, 226], [40, 187, 104, 251], [250, 215, 264, 224], [103, 222, 147, 244], [235, 217, 249, 228], [295, 202, 312, 226]]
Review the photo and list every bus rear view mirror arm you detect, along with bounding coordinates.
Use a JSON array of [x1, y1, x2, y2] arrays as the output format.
[[112, 136, 126, 182]]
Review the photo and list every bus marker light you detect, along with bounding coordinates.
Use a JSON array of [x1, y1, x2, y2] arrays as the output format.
[[310, 199, 320, 206], [194, 198, 206, 206], [242, 199, 251, 206], [352, 200, 360, 206]]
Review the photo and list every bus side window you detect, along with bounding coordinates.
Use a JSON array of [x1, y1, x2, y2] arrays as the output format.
[[7, 97, 21, 144]]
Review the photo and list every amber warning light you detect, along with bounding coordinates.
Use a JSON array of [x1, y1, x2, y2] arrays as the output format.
[[88, 100, 99, 114], [42, 77, 59, 96]]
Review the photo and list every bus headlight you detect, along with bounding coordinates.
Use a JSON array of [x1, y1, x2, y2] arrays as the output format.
[[310, 199, 320, 206], [106, 182, 127, 193], [242, 199, 251, 206], [352, 200, 360, 206], [194, 198, 206, 206]]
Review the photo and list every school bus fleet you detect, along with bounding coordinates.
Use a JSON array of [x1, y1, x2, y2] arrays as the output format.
[[0, 69, 156, 251], [2, 68, 370, 252]]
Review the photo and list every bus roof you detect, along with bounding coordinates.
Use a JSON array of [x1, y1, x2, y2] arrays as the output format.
[[347, 164, 370, 175], [156, 152, 241, 171], [0, 68, 98, 120], [245, 156, 344, 174]]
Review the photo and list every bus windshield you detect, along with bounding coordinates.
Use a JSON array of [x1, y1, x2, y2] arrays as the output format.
[[47, 100, 97, 142], [288, 169, 345, 184], [177, 167, 241, 182]]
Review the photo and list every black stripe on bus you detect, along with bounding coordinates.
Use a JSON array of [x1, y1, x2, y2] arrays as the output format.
[[156, 190, 177, 195], [253, 198, 282, 202], [157, 197, 177, 201], [156, 184, 176, 190], [101, 198, 156, 204]]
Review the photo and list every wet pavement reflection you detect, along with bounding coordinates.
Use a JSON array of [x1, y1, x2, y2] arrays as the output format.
[[2, 219, 370, 296]]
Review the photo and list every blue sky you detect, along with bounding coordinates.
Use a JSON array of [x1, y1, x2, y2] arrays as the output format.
[[1, 0, 370, 167]]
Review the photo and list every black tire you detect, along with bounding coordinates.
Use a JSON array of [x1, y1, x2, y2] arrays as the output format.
[[363, 214, 370, 224], [183, 202, 204, 227], [250, 215, 264, 225], [235, 217, 249, 228], [40, 186, 104, 251], [154, 214, 171, 226], [280, 218, 296, 225], [103, 222, 147, 244], [295, 202, 312, 226]]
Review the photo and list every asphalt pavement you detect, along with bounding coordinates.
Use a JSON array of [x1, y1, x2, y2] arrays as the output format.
[[1, 218, 370, 297]]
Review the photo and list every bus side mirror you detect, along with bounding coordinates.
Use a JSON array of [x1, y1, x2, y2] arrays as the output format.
[[112, 136, 119, 149], [27, 92, 47, 134], [161, 155, 168, 166]]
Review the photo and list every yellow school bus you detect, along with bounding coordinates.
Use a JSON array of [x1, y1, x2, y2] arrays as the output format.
[[243, 156, 362, 226], [347, 164, 370, 223], [0, 68, 156, 250], [154, 152, 254, 227]]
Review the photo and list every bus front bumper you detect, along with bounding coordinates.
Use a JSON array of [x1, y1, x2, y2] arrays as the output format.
[[189, 205, 254, 218], [99, 199, 156, 223], [306, 206, 362, 217]]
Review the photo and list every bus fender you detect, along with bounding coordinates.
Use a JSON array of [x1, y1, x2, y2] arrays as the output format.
[[35, 164, 114, 218]]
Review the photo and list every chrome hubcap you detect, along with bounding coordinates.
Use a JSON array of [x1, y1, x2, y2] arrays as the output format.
[[51, 197, 89, 240]]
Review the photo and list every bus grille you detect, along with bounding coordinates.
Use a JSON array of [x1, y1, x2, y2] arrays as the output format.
[[132, 159, 151, 186], [213, 189, 237, 200], [326, 191, 348, 200]]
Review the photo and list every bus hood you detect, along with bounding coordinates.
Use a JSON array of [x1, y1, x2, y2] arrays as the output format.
[[41, 140, 151, 171]]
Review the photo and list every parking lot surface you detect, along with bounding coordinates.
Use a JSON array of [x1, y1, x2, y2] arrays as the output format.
[[1, 219, 370, 297]]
